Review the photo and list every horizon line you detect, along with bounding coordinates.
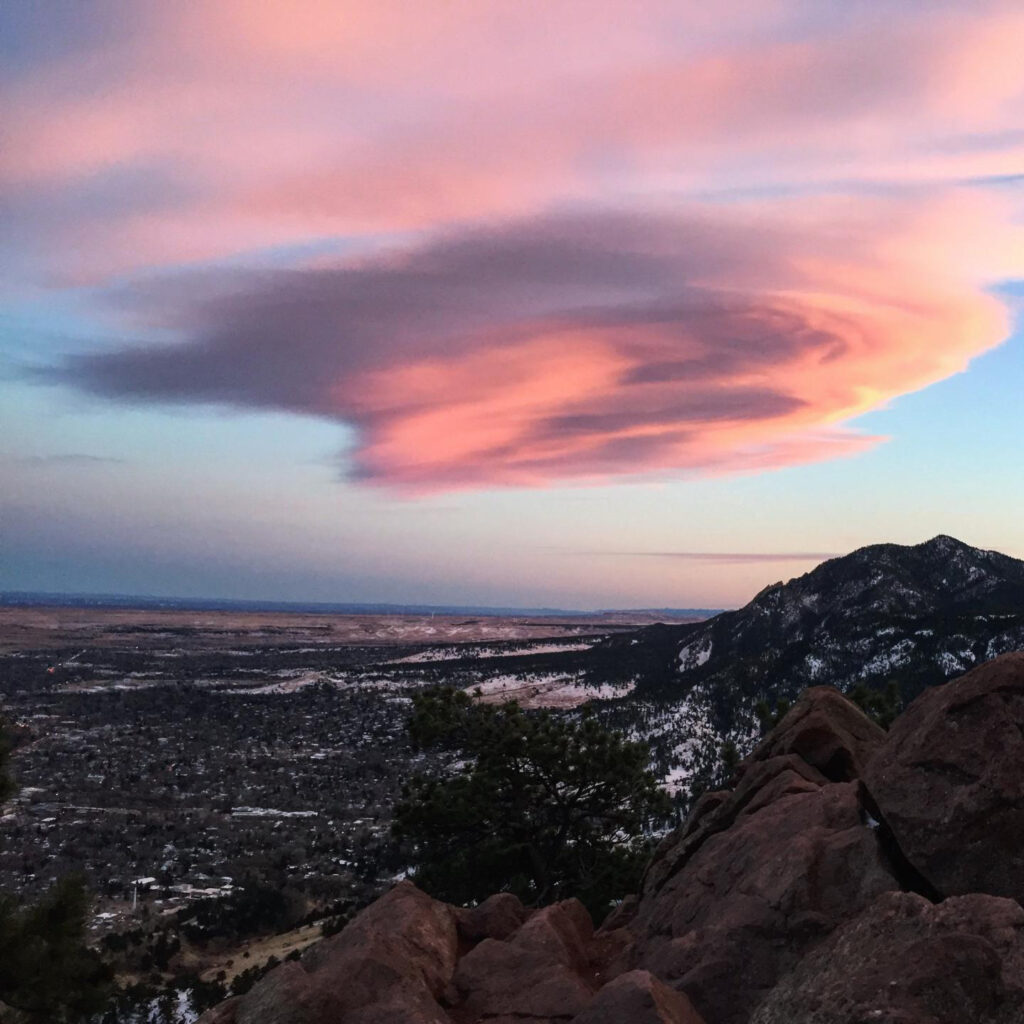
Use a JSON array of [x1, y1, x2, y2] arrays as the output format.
[[0, 589, 727, 618]]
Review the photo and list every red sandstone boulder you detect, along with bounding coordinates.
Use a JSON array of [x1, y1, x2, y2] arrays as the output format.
[[864, 652, 1024, 902], [641, 754, 828, 896], [642, 687, 882, 902], [199, 881, 458, 1024], [448, 900, 597, 1021], [571, 970, 706, 1024], [747, 686, 887, 783], [751, 890, 1024, 1024], [628, 688, 900, 1023], [454, 892, 529, 943], [302, 879, 458, 995], [632, 778, 899, 1024], [450, 936, 594, 1021]]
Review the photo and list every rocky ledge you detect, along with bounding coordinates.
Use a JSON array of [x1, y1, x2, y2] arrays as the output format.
[[200, 652, 1024, 1024]]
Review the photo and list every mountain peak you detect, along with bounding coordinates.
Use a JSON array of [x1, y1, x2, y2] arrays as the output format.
[[916, 534, 973, 554], [602, 534, 1024, 712]]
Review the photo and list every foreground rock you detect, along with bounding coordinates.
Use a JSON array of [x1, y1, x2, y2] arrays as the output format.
[[630, 689, 898, 1024], [201, 882, 458, 1024], [751, 890, 1024, 1024], [573, 970, 705, 1024], [865, 651, 1024, 903], [642, 685, 887, 897], [449, 901, 597, 1020], [744, 685, 887, 783], [200, 887, 653, 1024]]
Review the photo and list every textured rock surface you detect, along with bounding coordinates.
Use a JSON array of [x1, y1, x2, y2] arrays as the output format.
[[751, 890, 1024, 1024], [865, 652, 1024, 902], [633, 780, 898, 1024], [631, 688, 899, 1024], [746, 685, 886, 782], [449, 901, 597, 1021], [450, 936, 594, 1020], [571, 970, 706, 1024], [200, 881, 458, 1024], [642, 687, 883, 899], [454, 891, 529, 943]]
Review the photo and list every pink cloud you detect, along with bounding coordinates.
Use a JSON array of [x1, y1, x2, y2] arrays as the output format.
[[6, 1, 1024, 489], [48, 194, 1019, 491], [4, 1, 1024, 283]]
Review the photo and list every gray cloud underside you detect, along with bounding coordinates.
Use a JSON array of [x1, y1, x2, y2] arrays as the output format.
[[45, 208, 858, 482]]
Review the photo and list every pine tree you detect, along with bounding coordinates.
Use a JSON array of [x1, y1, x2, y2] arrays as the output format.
[[393, 688, 671, 918]]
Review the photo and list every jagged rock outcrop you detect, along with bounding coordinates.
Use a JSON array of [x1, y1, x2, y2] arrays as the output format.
[[452, 891, 529, 943], [201, 655, 1024, 1024], [864, 651, 1024, 903], [751, 890, 1024, 1024], [628, 689, 897, 1024], [572, 970, 705, 1024], [449, 900, 598, 1021], [642, 684, 885, 898], [200, 887, 656, 1024], [744, 685, 886, 782], [204, 881, 459, 1024]]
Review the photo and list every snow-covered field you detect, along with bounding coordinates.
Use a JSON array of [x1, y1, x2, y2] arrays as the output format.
[[389, 640, 595, 664], [467, 673, 635, 709], [230, 806, 318, 819]]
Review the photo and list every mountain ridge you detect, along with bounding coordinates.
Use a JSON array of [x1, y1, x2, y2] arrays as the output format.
[[550, 534, 1024, 802], [589, 533, 1024, 693]]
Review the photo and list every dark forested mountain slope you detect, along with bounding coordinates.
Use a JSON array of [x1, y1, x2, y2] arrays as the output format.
[[561, 535, 1024, 799], [614, 534, 1024, 696]]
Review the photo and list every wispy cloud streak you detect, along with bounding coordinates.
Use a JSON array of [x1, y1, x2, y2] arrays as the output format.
[[597, 552, 839, 564]]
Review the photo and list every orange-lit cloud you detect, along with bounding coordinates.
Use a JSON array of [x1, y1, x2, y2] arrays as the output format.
[[50, 195, 1020, 490], [6, 1, 1024, 490]]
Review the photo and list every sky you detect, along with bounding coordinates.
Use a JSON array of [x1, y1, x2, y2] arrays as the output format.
[[2, 0, 1024, 610]]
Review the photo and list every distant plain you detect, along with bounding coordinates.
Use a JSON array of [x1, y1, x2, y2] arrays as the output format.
[[0, 606, 704, 654]]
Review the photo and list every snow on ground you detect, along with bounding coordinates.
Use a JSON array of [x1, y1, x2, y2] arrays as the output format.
[[624, 679, 761, 796], [678, 636, 712, 671], [231, 807, 318, 819], [803, 653, 827, 679], [860, 638, 917, 677], [935, 650, 971, 675], [222, 671, 327, 694], [644, 682, 720, 794], [116, 988, 200, 1024], [389, 641, 595, 664], [466, 673, 634, 709]]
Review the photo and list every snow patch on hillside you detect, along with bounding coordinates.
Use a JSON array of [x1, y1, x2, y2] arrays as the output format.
[[391, 641, 594, 664], [467, 673, 634, 709], [935, 650, 971, 675], [860, 639, 917, 677], [803, 654, 827, 679], [678, 636, 713, 671]]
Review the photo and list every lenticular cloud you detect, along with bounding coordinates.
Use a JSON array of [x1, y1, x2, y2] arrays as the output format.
[[56, 196, 1013, 492], [10, 1, 1024, 493]]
